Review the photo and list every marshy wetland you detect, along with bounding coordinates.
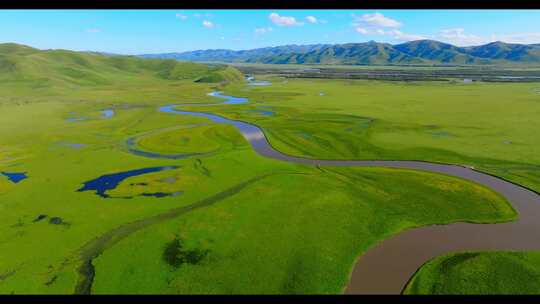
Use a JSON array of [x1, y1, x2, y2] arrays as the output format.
[[1, 45, 540, 294]]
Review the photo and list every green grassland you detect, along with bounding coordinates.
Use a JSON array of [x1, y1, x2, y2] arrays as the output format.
[[220, 77, 540, 192], [133, 124, 244, 155], [0, 44, 535, 294], [404, 251, 540, 294], [88, 167, 515, 294]]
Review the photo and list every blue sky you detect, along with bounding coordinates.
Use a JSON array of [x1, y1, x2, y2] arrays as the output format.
[[0, 10, 539, 54]]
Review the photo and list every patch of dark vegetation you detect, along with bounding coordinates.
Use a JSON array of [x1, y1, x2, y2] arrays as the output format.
[[140, 191, 182, 198], [44, 275, 57, 286], [10, 218, 24, 228], [49, 217, 64, 225], [129, 182, 148, 186], [280, 253, 309, 294], [33, 214, 47, 223], [0, 269, 16, 281], [194, 159, 211, 177], [163, 236, 210, 268], [75, 260, 95, 295]]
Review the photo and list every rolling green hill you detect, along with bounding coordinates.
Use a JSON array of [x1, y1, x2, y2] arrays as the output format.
[[0, 43, 244, 88], [142, 40, 540, 66]]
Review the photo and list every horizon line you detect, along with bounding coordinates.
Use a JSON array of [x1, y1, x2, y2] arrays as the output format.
[[3, 38, 539, 56]]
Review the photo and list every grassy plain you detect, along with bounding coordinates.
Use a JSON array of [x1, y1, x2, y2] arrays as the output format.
[[0, 44, 533, 294], [0, 82, 515, 293], [404, 251, 540, 294], [218, 75, 540, 294], [220, 77, 540, 192]]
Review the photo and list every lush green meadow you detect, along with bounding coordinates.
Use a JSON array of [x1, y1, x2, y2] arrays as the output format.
[[220, 77, 540, 192], [0, 76, 516, 293], [404, 251, 540, 294], [0, 44, 537, 294]]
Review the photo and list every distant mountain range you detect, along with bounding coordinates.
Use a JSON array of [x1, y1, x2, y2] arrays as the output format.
[[140, 40, 540, 65]]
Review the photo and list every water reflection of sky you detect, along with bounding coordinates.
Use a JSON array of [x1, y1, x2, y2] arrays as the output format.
[[243, 130, 265, 141], [102, 109, 115, 118]]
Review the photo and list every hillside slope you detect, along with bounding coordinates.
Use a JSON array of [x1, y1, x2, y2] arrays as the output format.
[[0, 43, 244, 88]]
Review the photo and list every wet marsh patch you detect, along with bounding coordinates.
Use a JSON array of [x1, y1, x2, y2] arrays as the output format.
[[55, 142, 86, 149], [105, 165, 208, 199]]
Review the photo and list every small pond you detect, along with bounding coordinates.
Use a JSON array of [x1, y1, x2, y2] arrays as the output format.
[[77, 166, 179, 198], [102, 109, 115, 118], [1, 172, 28, 183]]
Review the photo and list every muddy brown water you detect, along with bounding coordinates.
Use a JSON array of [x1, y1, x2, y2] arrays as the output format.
[[159, 91, 540, 294]]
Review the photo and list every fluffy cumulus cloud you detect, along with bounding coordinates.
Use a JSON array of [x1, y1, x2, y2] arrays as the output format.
[[269, 13, 304, 26], [351, 12, 426, 42], [355, 12, 401, 28], [255, 27, 273, 34], [305, 16, 317, 24], [202, 20, 214, 29]]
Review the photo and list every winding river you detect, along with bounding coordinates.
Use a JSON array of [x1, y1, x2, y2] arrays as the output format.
[[152, 81, 540, 294]]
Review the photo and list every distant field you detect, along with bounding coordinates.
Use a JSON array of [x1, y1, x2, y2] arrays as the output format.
[[221, 77, 540, 193], [232, 64, 540, 82], [229, 62, 540, 71]]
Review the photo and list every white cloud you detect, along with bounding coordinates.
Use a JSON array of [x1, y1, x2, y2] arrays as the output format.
[[269, 13, 304, 26], [436, 28, 540, 46], [351, 12, 426, 42], [306, 16, 317, 24], [388, 30, 427, 41], [355, 27, 368, 34], [437, 28, 487, 46], [86, 28, 101, 33], [202, 20, 214, 29], [175, 13, 187, 20], [255, 27, 273, 34], [194, 13, 213, 18], [354, 12, 401, 28], [496, 32, 540, 44]]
